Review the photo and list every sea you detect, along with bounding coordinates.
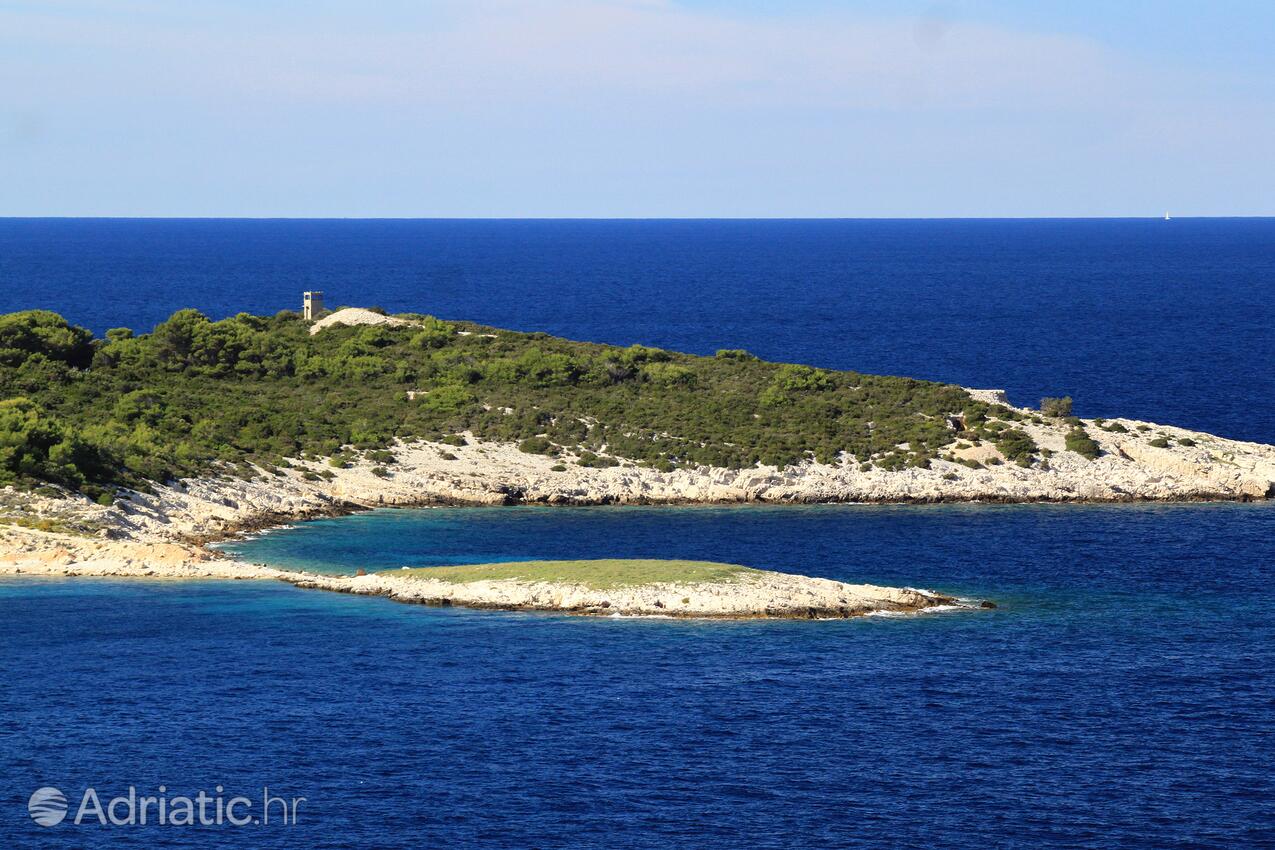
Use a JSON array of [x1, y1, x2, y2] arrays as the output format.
[[1, 219, 1273, 848]]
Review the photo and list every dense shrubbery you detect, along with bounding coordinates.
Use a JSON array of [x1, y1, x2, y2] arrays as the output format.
[[992, 428, 1038, 466], [0, 397, 113, 494], [1065, 427, 1101, 459], [0, 308, 1009, 491], [518, 436, 557, 455], [0, 310, 95, 369], [1040, 396, 1073, 417]]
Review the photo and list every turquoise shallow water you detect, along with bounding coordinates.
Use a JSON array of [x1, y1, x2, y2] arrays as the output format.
[[8, 502, 1267, 847]]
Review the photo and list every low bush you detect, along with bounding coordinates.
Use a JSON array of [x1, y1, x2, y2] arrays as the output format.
[[518, 436, 557, 455], [577, 451, 620, 468], [1041, 396, 1073, 417], [993, 428, 1038, 465], [1065, 427, 1101, 459]]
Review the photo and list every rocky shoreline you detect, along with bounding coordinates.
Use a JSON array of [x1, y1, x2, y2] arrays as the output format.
[[10, 405, 1273, 549], [0, 524, 971, 618], [4, 412, 1275, 552], [0, 399, 1272, 617], [279, 569, 965, 620]]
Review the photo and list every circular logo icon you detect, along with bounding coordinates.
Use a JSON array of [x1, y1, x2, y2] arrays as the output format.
[[28, 787, 68, 827]]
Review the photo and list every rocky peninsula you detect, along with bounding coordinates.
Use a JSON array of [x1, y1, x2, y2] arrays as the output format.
[[1, 306, 1272, 616]]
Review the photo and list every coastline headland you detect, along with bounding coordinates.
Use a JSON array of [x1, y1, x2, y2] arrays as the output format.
[[1, 306, 1273, 615]]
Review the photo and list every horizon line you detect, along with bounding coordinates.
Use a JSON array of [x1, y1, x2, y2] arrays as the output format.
[[1, 215, 1272, 222]]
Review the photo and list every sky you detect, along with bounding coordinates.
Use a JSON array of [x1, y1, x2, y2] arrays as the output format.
[[1, 0, 1273, 217]]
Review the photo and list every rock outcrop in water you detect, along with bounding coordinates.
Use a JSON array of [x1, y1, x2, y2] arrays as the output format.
[[0, 524, 961, 618], [279, 569, 958, 619]]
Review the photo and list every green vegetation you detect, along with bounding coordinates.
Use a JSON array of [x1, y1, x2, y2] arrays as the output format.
[[0, 310, 95, 369], [389, 559, 758, 589], [0, 514, 91, 535], [1065, 427, 1102, 460], [990, 427, 1038, 466], [1149, 437, 1171, 448], [576, 450, 620, 468], [0, 307, 1035, 493], [517, 436, 557, 456], [0, 396, 115, 498], [1040, 396, 1073, 417]]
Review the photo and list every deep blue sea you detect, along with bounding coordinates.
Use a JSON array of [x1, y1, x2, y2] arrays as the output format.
[[2, 219, 1274, 848]]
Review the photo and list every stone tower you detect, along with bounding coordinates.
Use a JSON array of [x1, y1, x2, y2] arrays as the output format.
[[303, 291, 324, 321]]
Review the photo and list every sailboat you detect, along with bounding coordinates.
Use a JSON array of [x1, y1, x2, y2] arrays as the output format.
[[1164, 211, 1172, 220]]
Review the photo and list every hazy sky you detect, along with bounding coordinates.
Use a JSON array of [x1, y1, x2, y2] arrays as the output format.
[[2, 0, 1273, 217]]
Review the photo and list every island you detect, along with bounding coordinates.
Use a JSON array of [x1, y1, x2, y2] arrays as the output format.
[[1, 305, 1272, 614], [280, 560, 962, 619]]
